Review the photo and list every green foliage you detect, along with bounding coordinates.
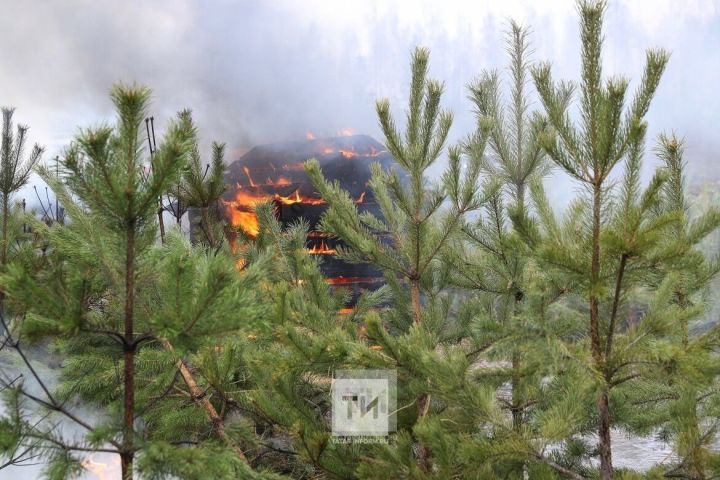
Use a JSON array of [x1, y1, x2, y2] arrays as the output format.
[[0, 85, 272, 479], [178, 110, 228, 247], [523, 1, 720, 477]]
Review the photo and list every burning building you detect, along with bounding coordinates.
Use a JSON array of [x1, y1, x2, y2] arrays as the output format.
[[222, 134, 395, 304]]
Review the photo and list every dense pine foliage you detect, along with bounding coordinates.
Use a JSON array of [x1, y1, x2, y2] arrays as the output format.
[[1, 1, 719, 479]]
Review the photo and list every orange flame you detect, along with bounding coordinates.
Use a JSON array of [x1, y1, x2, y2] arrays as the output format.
[[306, 132, 316, 140], [242, 166, 257, 187], [354, 191, 366, 204], [325, 276, 377, 285], [224, 184, 327, 238], [307, 240, 336, 255], [339, 148, 355, 158], [267, 176, 292, 186], [227, 209, 260, 238], [315, 144, 385, 158], [337, 128, 355, 137]]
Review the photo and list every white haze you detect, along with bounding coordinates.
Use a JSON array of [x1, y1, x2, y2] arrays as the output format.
[[0, 0, 718, 180]]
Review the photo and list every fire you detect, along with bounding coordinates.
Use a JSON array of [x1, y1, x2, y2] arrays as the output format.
[[307, 240, 336, 255], [337, 128, 355, 137], [267, 176, 291, 186], [242, 166, 257, 187], [339, 148, 355, 158], [224, 173, 327, 238], [306, 131, 316, 140], [355, 191, 366, 204], [227, 209, 260, 238], [325, 276, 377, 285], [230, 187, 324, 207], [316, 144, 386, 159]]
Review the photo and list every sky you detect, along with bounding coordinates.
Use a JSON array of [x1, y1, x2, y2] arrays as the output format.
[[0, 0, 719, 200]]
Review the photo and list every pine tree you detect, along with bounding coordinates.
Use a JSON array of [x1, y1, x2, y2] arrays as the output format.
[[0, 108, 43, 266], [623, 135, 720, 479], [231, 204, 379, 477], [304, 47, 495, 476], [0, 85, 279, 479], [178, 111, 228, 248], [525, 1, 720, 477], [448, 21, 587, 478]]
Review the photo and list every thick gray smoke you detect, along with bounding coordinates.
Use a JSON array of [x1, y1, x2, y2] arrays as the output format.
[[0, 0, 718, 182]]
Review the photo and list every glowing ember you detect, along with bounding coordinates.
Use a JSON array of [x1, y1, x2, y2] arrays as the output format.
[[313, 145, 385, 158], [325, 276, 377, 285], [269, 176, 292, 186], [339, 148, 355, 158]]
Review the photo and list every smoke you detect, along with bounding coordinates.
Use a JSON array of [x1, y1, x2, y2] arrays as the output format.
[[0, 2, 713, 148], [0, 0, 718, 203]]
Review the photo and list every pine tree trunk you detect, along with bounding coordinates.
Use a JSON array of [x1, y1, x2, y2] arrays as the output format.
[[416, 393, 431, 471], [201, 206, 215, 247], [157, 207, 165, 244], [510, 276, 523, 433], [511, 284, 525, 478], [597, 390, 612, 480], [1, 195, 9, 267], [410, 278, 422, 325], [591, 183, 613, 480], [122, 224, 136, 480], [410, 276, 431, 469], [511, 350, 522, 431]]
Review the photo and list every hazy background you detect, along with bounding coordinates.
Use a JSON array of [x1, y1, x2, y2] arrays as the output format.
[[1, 0, 718, 188]]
